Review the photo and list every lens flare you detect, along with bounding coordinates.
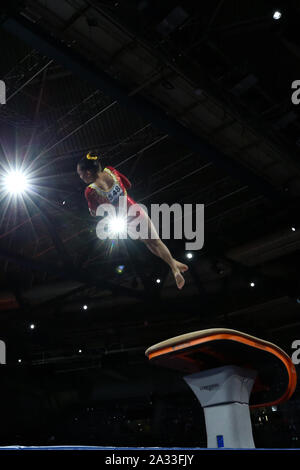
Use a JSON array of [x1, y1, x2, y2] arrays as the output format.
[[108, 215, 127, 236], [4, 170, 30, 195]]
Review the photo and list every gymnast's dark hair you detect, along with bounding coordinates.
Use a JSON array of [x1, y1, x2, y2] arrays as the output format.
[[77, 151, 102, 173]]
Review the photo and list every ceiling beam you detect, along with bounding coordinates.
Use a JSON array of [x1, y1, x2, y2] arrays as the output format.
[[1, 12, 283, 203]]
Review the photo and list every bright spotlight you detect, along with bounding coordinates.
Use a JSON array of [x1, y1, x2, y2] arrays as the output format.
[[186, 252, 193, 259], [108, 216, 127, 236], [4, 170, 30, 195], [291, 227, 296, 232], [18, 359, 22, 364], [83, 305, 88, 310], [156, 278, 161, 284], [273, 10, 282, 20], [78, 349, 82, 354], [250, 282, 255, 288], [29, 323, 36, 330]]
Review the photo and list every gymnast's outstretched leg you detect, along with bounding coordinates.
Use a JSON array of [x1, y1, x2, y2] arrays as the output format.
[[139, 215, 188, 290]]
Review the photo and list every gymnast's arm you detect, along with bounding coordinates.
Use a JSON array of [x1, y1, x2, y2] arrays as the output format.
[[106, 166, 132, 190], [84, 187, 100, 217]]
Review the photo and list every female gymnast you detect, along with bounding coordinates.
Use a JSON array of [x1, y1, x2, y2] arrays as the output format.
[[77, 152, 188, 290]]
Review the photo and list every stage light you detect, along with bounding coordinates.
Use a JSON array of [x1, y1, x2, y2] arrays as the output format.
[[250, 282, 255, 288], [273, 10, 282, 20], [186, 252, 193, 259], [291, 227, 296, 232], [83, 305, 88, 310], [18, 359, 22, 363], [29, 323, 36, 330], [108, 215, 127, 236], [156, 278, 161, 284], [4, 170, 30, 195], [78, 349, 82, 354]]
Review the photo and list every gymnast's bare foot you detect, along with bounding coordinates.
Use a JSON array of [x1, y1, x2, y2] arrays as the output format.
[[175, 260, 189, 273], [172, 261, 188, 290], [173, 270, 185, 290]]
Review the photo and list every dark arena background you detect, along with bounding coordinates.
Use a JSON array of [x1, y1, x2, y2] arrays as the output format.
[[0, 0, 300, 453]]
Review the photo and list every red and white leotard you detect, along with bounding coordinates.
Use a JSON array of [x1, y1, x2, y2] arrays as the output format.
[[84, 166, 138, 217]]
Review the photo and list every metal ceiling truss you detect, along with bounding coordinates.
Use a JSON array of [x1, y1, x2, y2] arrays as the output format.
[[1, 12, 283, 204]]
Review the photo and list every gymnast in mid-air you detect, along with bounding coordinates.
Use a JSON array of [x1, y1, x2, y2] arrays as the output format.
[[77, 152, 188, 289]]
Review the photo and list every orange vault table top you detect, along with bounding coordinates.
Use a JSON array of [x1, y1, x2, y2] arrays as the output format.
[[145, 328, 297, 409]]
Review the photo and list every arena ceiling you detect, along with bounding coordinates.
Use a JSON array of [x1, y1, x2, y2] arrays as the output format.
[[0, 0, 299, 408]]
